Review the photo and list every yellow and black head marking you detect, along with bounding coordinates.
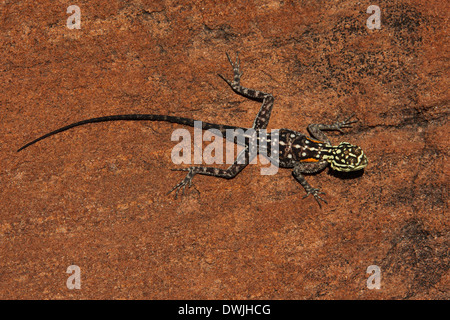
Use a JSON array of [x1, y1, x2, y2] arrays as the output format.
[[326, 142, 368, 172]]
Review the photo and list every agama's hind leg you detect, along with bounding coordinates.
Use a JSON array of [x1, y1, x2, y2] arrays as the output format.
[[218, 52, 275, 130], [168, 149, 253, 198]]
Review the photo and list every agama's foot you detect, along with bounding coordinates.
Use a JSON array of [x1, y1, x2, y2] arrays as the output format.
[[332, 113, 358, 133], [217, 52, 243, 87], [168, 167, 195, 199], [303, 187, 328, 208]]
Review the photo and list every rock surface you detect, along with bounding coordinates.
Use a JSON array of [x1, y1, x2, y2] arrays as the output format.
[[1, 0, 448, 299]]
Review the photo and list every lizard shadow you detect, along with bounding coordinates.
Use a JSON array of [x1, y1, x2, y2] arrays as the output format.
[[326, 168, 365, 180]]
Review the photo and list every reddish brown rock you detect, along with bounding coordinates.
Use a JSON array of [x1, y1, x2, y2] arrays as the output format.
[[1, 0, 448, 299]]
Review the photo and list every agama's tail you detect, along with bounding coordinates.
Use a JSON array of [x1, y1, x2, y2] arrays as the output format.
[[17, 114, 245, 152]]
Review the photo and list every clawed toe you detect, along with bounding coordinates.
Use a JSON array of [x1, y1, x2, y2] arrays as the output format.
[[168, 168, 195, 199], [168, 179, 192, 199], [342, 113, 358, 125], [225, 51, 240, 69], [219, 52, 243, 86], [334, 113, 359, 132], [217, 73, 231, 85], [303, 188, 328, 207]]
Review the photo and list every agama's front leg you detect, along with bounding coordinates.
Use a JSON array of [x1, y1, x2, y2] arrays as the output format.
[[307, 114, 358, 145], [293, 161, 329, 207], [218, 52, 275, 130]]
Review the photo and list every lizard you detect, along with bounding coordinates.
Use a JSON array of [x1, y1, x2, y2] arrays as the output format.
[[17, 52, 368, 206]]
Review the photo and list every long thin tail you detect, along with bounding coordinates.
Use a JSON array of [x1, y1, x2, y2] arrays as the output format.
[[17, 114, 246, 152]]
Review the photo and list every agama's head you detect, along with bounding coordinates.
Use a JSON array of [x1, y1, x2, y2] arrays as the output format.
[[326, 142, 368, 172]]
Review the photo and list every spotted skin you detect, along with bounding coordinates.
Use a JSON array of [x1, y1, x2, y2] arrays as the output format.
[[17, 53, 368, 206]]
